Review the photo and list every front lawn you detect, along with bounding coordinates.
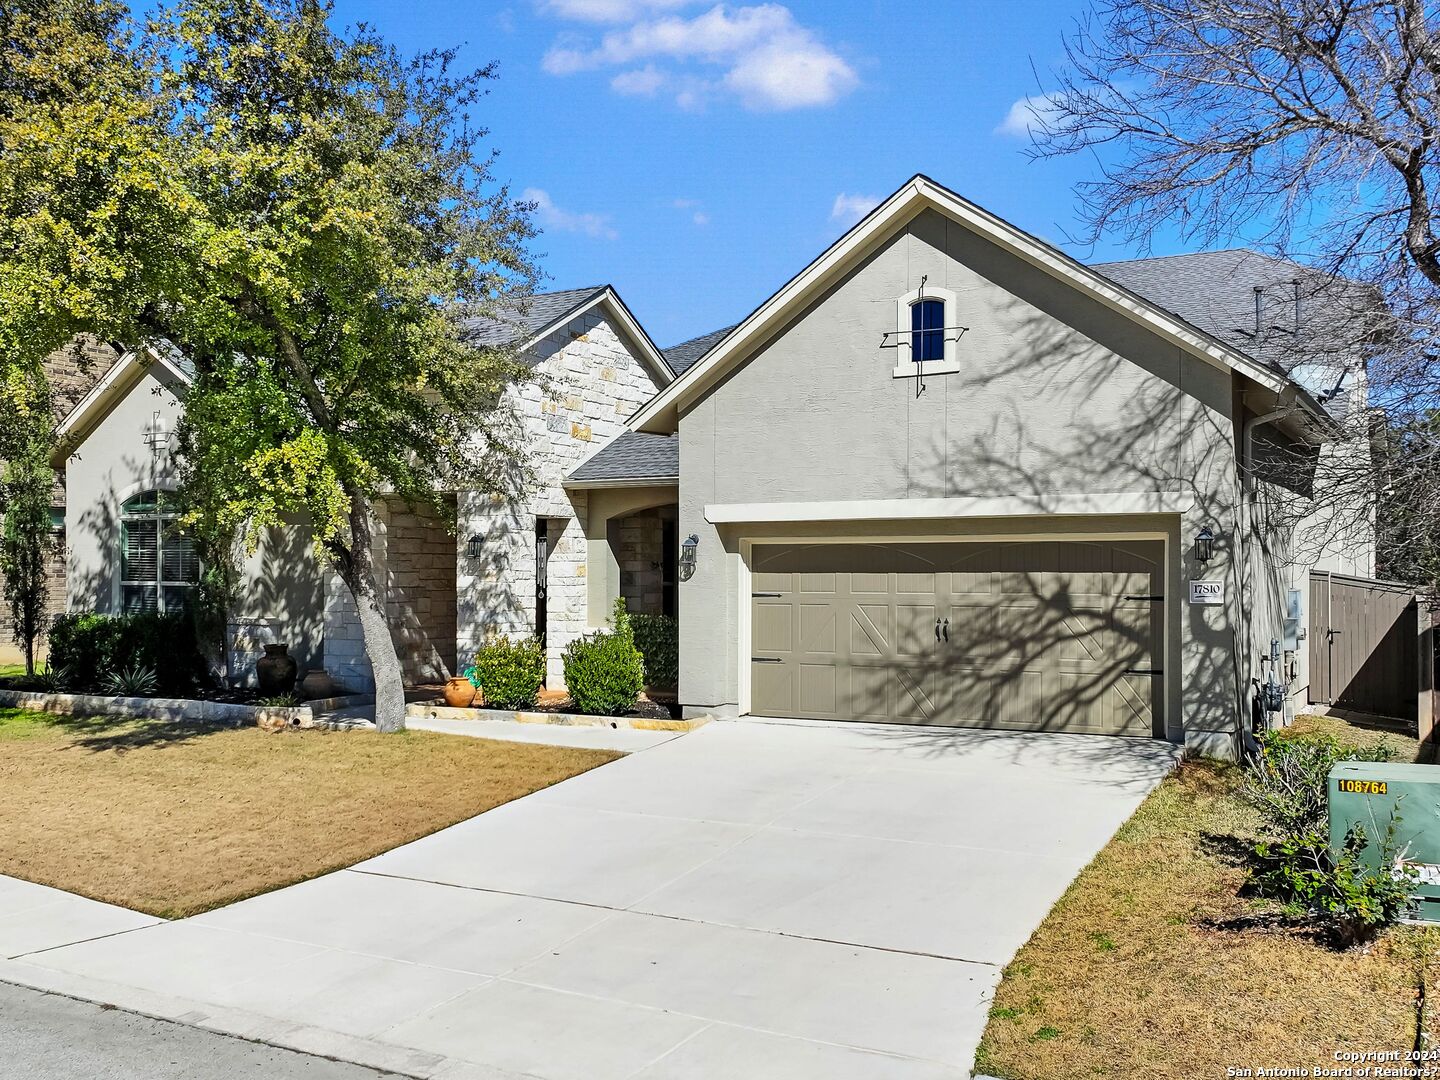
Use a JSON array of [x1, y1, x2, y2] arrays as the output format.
[[0, 708, 618, 918], [976, 717, 1438, 1078]]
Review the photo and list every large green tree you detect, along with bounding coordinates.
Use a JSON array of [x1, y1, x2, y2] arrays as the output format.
[[0, 0, 537, 730]]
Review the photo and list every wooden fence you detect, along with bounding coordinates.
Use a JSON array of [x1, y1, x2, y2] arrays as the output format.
[[1308, 571, 1420, 724]]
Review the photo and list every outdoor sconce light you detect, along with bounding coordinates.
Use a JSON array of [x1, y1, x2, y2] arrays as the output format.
[[465, 534, 485, 560], [678, 533, 699, 581], [1194, 526, 1216, 564]]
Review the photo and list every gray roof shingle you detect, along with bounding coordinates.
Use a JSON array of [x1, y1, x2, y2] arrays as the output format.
[[1090, 249, 1367, 400], [460, 286, 608, 348], [662, 325, 737, 376], [567, 431, 678, 484]]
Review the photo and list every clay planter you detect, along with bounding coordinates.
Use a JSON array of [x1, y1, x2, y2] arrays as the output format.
[[256, 643, 298, 697], [298, 669, 336, 701], [443, 676, 477, 708]]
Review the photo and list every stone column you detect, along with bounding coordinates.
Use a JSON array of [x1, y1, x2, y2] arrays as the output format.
[[455, 489, 534, 669]]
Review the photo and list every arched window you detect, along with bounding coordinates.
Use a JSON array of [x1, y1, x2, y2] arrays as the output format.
[[120, 490, 198, 613], [892, 286, 960, 378], [911, 299, 945, 362]]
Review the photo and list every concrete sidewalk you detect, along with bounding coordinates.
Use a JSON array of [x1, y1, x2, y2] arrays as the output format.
[[0, 720, 1176, 1079]]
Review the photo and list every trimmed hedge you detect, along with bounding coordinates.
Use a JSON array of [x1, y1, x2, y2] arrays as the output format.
[[49, 610, 209, 695], [630, 613, 677, 688], [471, 635, 546, 710], [562, 598, 644, 715]]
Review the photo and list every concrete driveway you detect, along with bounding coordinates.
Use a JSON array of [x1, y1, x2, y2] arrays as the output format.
[[1, 719, 1175, 1079]]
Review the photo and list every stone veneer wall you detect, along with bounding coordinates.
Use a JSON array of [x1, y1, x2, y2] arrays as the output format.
[[615, 505, 675, 616], [457, 310, 665, 688], [386, 497, 457, 683]]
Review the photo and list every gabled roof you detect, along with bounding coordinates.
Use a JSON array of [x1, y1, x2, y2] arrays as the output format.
[[460, 286, 608, 347], [461, 285, 673, 387], [566, 431, 678, 487], [52, 345, 193, 466], [629, 174, 1336, 437], [663, 325, 738, 376]]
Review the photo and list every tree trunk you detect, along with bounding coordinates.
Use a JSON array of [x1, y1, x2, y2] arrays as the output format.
[[339, 497, 406, 733]]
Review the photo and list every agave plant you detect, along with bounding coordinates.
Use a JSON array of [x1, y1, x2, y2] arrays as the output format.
[[103, 663, 158, 698], [34, 665, 70, 693]]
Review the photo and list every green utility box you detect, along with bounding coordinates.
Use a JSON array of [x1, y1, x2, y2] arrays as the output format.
[[1329, 761, 1440, 922]]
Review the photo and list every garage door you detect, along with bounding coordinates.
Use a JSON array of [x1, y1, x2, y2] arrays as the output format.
[[750, 540, 1163, 736]]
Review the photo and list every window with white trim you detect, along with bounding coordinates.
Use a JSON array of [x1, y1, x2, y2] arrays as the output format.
[[892, 286, 961, 378], [120, 490, 199, 613]]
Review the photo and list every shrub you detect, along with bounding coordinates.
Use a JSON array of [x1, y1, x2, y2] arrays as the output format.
[[472, 635, 546, 709], [1254, 819, 1417, 949], [1241, 731, 1392, 838], [630, 613, 677, 688], [562, 598, 644, 715], [1242, 730, 1409, 946], [49, 611, 209, 695]]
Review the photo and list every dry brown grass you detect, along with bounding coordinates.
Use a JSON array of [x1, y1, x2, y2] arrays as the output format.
[[0, 708, 618, 918], [976, 752, 1440, 1079], [1286, 711, 1422, 761]]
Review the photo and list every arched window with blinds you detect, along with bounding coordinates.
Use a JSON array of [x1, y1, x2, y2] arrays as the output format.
[[120, 490, 199, 613]]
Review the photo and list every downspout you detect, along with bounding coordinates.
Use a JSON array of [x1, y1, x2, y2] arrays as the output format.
[[1237, 391, 1294, 754]]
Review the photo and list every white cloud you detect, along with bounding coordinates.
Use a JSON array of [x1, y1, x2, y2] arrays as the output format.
[[830, 192, 880, 226], [539, 0, 694, 22], [611, 65, 667, 96], [541, 3, 857, 111], [523, 187, 618, 240], [672, 198, 709, 226], [995, 93, 1061, 139]]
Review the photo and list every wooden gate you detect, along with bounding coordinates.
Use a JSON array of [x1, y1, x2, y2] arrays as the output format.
[[1309, 571, 1419, 722]]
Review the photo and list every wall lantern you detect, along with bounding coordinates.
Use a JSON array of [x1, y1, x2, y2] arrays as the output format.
[[465, 534, 485, 560], [1194, 526, 1216, 564], [678, 533, 699, 581]]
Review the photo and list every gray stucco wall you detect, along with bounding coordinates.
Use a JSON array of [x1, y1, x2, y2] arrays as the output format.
[[677, 207, 1252, 749], [65, 366, 187, 613], [64, 365, 324, 684]]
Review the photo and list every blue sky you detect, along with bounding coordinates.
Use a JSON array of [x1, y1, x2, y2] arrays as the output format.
[[327, 0, 1178, 347]]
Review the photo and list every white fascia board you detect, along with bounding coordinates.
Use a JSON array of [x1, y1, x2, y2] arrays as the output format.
[[53, 344, 193, 460], [704, 492, 1197, 525], [630, 174, 1313, 435]]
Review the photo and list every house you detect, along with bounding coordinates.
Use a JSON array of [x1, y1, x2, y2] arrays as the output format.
[[38, 174, 1374, 758]]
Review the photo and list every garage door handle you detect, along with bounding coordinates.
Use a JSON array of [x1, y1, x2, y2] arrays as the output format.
[[752, 657, 784, 664], [1125, 668, 1163, 676]]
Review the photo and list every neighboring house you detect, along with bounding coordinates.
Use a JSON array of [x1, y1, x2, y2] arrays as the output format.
[[49, 286, 673, 691], [41, 174, 1376, 757]]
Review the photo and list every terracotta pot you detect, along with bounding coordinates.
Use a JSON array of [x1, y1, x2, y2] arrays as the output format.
[[443, 676, 477, 708], [298, 669, 336, 701], [256, 643, 298, 697]]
